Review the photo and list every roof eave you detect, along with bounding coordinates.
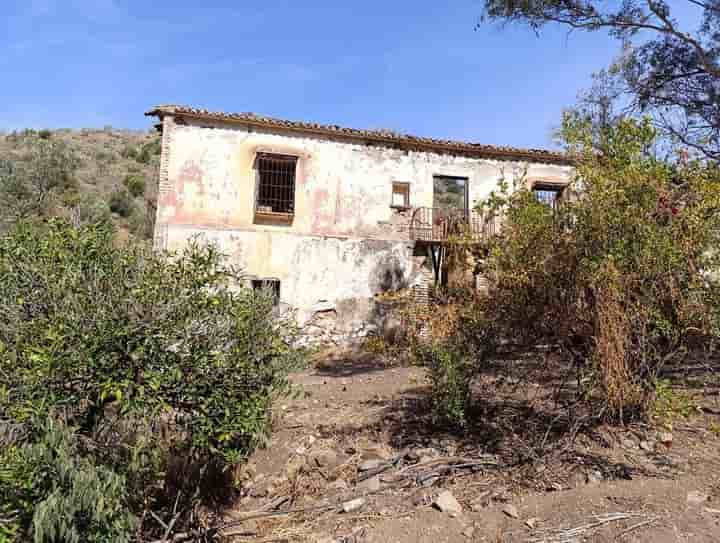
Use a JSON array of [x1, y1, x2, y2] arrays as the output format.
[[145, 106, 573, 165]]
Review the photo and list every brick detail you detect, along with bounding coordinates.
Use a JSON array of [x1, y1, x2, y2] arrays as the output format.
[[153, 115, 174, 251], [158, 115, 175, 195]]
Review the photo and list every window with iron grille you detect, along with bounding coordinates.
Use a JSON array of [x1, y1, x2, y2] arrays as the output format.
[[255, 153, 297, 217], [252, 278, 280, 306], [532, 184, 564, 210]]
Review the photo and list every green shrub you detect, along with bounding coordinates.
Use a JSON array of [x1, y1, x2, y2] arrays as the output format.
[[0, 218, 304, 460], [120, 145, 138, 160], [652, 379, 700, 429], [72, 194, 111, 226], [37, 130, 52, 140], [0, 418, 136, 543], [123, 173, 146, 198], [136, 138, 161, 164], [108, 188, 134, 217], [93, 150, 114, 163], [0, 219, 305, 538], [0, 136, 79, 225], [415, 340, 475, 429], [128, 206, 152, 239]]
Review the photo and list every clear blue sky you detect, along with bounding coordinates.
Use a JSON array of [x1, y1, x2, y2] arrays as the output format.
[[3, 0, 627, 149]]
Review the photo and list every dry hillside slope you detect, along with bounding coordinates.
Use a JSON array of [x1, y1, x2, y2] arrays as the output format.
[[0, 126, 160, 239]]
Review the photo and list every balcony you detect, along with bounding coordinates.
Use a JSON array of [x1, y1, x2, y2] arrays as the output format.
[[409, 207, 499, 243]]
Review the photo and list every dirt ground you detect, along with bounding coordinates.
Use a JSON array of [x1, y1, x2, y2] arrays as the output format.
[[222, 348, 720, 542]]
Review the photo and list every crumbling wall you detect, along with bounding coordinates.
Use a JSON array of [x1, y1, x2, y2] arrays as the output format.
[[155, 118, 573, 343], [162, 225, 421, 344], [158, 119, 573, 240]]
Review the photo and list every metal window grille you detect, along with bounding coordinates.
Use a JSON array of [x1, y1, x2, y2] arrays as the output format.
[[256, 153, 297, 214], [252, 278, 280, 306], [533, 185, 563, 210]]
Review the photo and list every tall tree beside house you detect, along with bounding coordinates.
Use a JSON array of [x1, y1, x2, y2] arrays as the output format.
[[415, 118, 720, 427], [479, 0, 720, 160]]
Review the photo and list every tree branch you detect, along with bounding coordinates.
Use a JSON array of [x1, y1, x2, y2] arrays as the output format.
[[646, 0, 720, 79]]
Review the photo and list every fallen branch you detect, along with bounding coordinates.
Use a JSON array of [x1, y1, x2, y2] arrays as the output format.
[[397, 455, 498, 475], [613, 518, 656, 540], [356, 452, 405, 482], [415, 461, 494, 485], [527, 512, 657, 543]]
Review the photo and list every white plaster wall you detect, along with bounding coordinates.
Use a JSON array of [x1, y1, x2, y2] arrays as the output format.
[[159, 120, 574, 238], [162, 225, 414, 325], [156, 119, 573, 328]]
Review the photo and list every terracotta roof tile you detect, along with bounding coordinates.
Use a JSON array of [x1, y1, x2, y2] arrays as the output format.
[[146, 105, 571, 165]]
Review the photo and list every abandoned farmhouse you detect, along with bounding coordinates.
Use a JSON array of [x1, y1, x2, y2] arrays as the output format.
[[146, 105, 574, 342]]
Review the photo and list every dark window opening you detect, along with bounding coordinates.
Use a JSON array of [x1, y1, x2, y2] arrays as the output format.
[[433, 175, 469, 218], [252, 278, 281, 306], [532, 184, 564, 209], [255, 153, 297, 216], [391, 182, 410, 209]]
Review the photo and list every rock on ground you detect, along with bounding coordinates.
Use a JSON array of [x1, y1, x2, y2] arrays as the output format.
[[342, 498, 365, 513], [434, 490, 463, 516]]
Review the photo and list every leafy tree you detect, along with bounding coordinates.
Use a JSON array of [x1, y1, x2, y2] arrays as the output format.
[[479, 0, 720, 160]]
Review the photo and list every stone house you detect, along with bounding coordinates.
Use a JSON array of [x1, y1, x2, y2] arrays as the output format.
[[145, 105, 573, 342]]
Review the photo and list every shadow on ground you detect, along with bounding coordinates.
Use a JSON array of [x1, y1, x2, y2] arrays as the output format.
[[314, 350, 395, 378], [306, 345, 720, 492]]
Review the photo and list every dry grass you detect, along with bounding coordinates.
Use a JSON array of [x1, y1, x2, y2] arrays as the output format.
[[595, 273, 645, 420]]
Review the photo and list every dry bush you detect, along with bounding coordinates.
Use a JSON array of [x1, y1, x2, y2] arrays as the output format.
[[594, 265, 645, 419], [471, 118, 720, 422]]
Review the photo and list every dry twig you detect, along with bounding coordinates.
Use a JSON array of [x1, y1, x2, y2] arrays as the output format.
[[526, 512, 657, 543]]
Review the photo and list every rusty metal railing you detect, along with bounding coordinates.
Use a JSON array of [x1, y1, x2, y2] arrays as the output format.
[[409, 207, 499, 243]]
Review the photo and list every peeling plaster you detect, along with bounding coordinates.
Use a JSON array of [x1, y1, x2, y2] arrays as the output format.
[[157, 119, 574, 340]]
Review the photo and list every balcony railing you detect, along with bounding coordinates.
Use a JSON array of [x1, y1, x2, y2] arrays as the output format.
[[409, 207, 499, 243]]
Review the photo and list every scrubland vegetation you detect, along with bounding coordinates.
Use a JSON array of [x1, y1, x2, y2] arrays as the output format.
[[0, 131, 307, 542], [0, 128, 160, 239], [411, 117, 720, 431], [2, 116, 719, 542], [1, 116, 719, 542]]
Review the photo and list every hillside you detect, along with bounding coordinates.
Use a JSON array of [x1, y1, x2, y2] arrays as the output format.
[[0, 127, 161, 240]]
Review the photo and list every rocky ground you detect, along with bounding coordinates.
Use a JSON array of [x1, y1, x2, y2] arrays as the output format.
[[220, 348, 720, 542]]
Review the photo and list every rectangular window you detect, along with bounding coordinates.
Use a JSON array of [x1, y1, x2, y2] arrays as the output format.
[[252, 278, 280, 306], [532, 184, 563, 209], [391, 182, 410, 209], [255, 153, 297, 220], [433, 175, 468, 215]]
